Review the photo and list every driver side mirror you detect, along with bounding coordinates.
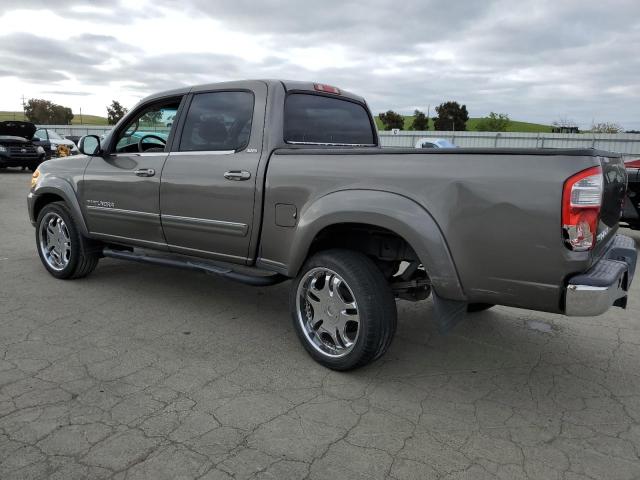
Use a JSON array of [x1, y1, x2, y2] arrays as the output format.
[[79, 135, 101, 156]]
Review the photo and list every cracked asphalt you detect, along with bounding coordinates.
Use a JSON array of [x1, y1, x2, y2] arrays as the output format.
[[1, 168, 640, 480]]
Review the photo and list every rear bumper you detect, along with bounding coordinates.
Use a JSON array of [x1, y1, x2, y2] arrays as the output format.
[[565, 234, 637, 316]]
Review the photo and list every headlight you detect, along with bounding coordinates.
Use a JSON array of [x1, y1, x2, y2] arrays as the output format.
[[36, 146, 45, 154], [0, 145, 6, 152], [30, 169, 40, 189]]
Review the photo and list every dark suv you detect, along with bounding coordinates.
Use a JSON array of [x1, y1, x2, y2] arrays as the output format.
[[0, 121, 46, 171], [622, 158, 640, 229]]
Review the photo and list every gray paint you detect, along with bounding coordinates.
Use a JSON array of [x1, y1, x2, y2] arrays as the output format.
[[28, 79, 628, 316]]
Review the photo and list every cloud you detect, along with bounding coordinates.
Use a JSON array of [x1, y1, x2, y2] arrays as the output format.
[[0, 0, 639, 128]]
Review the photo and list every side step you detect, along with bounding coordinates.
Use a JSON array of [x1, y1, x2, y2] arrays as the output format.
[[102, 248, 288, 287]]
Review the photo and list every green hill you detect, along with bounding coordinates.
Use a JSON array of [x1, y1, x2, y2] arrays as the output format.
[[374, 115, 552, 133], [0, 111, 109, 125]]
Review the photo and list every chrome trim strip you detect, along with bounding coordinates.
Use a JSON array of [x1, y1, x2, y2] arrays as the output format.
[[86, 206, 159, 219], [168, 150, 235, 156], [111, 152, 168, 157], [162, 214, 248, 236]]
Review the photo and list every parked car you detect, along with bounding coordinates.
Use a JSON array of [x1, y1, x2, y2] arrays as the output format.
[[622, 158, 640, 230], [33, 128, 79, 157], [0, 121, 46, 171], [415, 137, 457, 148], [27, 80, 636, 370]]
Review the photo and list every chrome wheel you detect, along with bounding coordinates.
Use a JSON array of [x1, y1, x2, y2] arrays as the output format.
[[38, 212, 71, 271], [296, 267, 360, 358]]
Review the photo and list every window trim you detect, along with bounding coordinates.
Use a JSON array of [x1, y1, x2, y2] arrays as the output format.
[[176, 89, 256, 153], [282, 91, 378, 147]]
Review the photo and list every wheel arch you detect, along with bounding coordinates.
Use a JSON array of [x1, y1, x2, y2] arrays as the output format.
[[30, 181, 89, 236], [286, 189, 465, 300]]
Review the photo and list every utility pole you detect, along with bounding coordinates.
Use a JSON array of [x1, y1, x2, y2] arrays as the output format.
[[21, 94, 26, 119], [80, 107, 83, 125]]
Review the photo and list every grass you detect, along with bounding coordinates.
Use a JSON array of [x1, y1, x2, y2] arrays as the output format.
[[374, 115, 553, 133], [0, 111, 109, 125]]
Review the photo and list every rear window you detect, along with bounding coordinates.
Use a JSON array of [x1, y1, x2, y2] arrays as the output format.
[[284, 93, 375, 146]]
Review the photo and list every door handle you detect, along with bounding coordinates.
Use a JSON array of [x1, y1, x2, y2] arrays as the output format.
[[134, 168, 156, 177], [224, 170, 251, 181]]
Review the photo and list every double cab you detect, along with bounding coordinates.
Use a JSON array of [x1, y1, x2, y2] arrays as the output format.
[[28, 80, 637, 370]]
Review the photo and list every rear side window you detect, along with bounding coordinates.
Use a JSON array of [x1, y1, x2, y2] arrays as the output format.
[[180, 91, 254, 152], [284, 93, 375, 146]]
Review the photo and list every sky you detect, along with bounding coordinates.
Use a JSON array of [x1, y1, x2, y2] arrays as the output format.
[[0, 0, 639, 129]]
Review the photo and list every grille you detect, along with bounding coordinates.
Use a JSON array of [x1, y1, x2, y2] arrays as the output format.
[[5, 143, 39, 159]]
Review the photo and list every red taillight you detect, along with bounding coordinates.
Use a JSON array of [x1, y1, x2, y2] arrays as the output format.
[[314, 83, 341, 95], [625, 158, 640, 168], [562, 166, 603, 251]]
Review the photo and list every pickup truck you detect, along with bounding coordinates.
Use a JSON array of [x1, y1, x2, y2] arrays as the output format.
[[27, 80, 637, 370]]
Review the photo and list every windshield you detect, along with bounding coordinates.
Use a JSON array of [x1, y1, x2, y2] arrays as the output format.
[[47, 130, 64, 140]]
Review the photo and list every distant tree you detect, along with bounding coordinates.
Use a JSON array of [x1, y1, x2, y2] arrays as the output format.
[[140, 110, 162, 127], [411, 109, 429, 130], [475, 112, 510, 132], [378, 110, 404, 130], [626, 130, 640, 134], [107, 101, 128, 125], [591, 122, 623, 134], [24, 99, 74, 124], [433, 101, 468, 131], [552, 117, 579, 133]]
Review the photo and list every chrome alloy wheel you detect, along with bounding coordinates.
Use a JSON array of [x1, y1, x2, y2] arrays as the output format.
[[296, 267, 361, 358], [38, 212, 71, 271]]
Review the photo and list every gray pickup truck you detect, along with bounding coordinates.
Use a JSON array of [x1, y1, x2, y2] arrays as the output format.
[[28, 80, 637, 370]]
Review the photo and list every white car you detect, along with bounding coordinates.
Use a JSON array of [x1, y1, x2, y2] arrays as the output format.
[[34, 128, 79, 156], [414, 137, 457, 149]]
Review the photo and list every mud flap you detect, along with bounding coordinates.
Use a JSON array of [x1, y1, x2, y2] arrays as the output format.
[[432, 292, 468, 334]]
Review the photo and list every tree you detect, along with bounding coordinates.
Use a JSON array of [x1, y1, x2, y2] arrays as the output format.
[[411, 109, 429, 130], [433, 101, 468, 131], [475, 112, 510, 132], [378, 110, 404, 130], [590, 122, 623, 134], [107, 101, 128, 125], [24, 99, 74, 124]]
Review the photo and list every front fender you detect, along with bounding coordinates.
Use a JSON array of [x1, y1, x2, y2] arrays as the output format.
[[287, 189, 465, 301], [29, 175, 89, 237]]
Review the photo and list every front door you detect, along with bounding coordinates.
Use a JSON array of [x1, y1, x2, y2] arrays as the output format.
[[82, 99, 183, 249], [160, 83, 266, 263]]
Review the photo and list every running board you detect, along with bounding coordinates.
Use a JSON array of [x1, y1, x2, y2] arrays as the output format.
[[102, 248, 287, 286]]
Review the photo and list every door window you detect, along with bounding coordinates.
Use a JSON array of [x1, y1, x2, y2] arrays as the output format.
[[114, 101, 180, 153], [179, 91, 254, 152]]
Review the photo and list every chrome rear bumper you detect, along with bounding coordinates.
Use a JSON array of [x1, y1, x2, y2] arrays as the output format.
[[565, 234, 636, 316]]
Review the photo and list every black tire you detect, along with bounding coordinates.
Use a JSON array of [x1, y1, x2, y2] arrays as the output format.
[[290, 249, 397, 370], [36, 201, 100, 279], [467, 303, 494, 313]]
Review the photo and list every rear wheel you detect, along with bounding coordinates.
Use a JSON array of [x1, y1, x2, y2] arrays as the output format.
[[36, 202, 100, 279], [291, 249, 397, 370]]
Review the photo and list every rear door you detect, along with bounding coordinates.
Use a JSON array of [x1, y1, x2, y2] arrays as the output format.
[[159, 81, 267, 263], [82, 97, 184, 249]]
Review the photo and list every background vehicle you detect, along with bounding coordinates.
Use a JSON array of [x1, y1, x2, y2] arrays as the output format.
[[27, 80, 636, 370], [33, 128, 79, 157], [414, 137, 457, 148], [0, 121, 46, 171], [622, 157, 640, 229]]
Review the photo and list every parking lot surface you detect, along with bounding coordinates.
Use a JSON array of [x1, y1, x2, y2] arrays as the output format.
[[1, 169, 640, 479]]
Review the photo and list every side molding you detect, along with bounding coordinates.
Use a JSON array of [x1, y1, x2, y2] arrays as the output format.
[[286, 190, 466, 301]]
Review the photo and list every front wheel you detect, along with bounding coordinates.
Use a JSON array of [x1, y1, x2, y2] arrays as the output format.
[[36, 202, 100, 279], [290, 249, 397, 370]]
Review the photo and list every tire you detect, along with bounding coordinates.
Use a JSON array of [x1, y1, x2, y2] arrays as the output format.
[[467, 303, 494, 313], [290, 249, 397, 370], [36, 201, 100, 279]]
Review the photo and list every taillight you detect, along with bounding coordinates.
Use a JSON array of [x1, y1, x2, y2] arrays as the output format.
[[314, 83, 341, 95], [625, 158, 640, 168], [562, 166, 603, 251]]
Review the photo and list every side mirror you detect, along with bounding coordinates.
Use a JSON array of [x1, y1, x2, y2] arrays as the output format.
[[79, 135, 101, 156], [32, 136, 41, 142]]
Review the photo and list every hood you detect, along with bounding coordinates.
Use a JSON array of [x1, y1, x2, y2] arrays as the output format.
[[0, 121, 37, 140]]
